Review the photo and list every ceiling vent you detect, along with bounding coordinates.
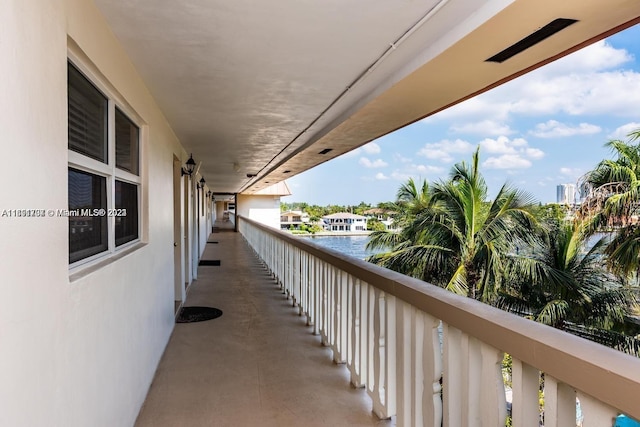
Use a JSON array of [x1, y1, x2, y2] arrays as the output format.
[[486, 18, 578, 63], [319, 148, 333, 155]]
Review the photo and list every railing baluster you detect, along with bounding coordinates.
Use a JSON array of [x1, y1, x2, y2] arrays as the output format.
[[370, 289, 395, 419], [361, 281, 370, 389], [479, 341, 507, 426], [420, 311, 442, 427], [443, 324, 463, 427], [350, 277, 363, 387], [371, 287, 384, 417], [578, 392, 618, 427], [512, 358, 540, 427], [544, 375, 576, 427]]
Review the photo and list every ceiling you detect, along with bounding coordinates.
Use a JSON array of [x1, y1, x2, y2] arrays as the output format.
[[93, 0, 640, 194]]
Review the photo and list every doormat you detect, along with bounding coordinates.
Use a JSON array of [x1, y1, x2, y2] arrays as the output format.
[[199, 259, 221, 266], [207, 241, 219, 244], [176, 306, 223, 323]]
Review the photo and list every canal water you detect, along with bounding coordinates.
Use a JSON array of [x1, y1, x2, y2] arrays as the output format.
[[300, 235, 379, 260]]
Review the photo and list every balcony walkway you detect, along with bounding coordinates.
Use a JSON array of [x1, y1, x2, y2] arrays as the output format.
[[135, 225, 393, 426]]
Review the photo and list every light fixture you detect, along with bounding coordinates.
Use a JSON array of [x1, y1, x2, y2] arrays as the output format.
[[246, 173, 257, 178], [198, 176, 206, 189], [207, 190, 212, 198], [181, 154, 196, 176]]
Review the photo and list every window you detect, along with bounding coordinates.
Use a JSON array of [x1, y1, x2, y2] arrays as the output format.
[[68, 61, 142, 265], [68, 168, 107, 263]]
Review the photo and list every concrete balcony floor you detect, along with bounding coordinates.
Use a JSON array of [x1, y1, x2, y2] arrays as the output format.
[[136, 225, 393, 426]]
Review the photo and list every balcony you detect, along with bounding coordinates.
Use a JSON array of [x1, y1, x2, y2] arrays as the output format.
[[138, 217, 640, 426]]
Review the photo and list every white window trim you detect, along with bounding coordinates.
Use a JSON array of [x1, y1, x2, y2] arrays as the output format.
[[67, 53, 145, 273]]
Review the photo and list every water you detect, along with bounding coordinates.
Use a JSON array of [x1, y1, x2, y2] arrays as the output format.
[[302, 235, 380, 260]]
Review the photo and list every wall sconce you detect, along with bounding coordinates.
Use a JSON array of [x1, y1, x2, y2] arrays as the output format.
[[206, 190, 212, 198], [198, 177, 206, 189], [181, 154, 196, 176]]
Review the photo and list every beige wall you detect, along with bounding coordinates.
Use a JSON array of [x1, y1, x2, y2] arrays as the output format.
[[0, 0, 193, 425], [237, 194, 282, 229]]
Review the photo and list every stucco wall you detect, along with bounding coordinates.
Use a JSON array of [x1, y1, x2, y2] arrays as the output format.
[[0, 0, 190, 425], [237, 194, 281, 229]]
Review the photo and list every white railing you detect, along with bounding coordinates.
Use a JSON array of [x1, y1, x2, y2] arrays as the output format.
[[238, 216, 640, 426]]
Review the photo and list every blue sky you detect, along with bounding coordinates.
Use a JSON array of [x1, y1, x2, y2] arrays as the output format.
[[285, 24, 640, 206]]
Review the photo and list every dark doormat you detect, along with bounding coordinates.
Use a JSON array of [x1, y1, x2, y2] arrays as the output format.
[[176, 306, 223, 323], [207, 241, 219, 244], [199, 259, 221, 266]]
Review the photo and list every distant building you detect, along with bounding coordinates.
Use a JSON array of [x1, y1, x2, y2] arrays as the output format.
[[556, 183, 576, 205], [363, 208, 399, 231], [280, 210, 310, 230], [322, 212, 367, 231]]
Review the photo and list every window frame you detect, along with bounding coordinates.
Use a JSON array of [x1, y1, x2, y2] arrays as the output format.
[[67, 56, 144, 270]]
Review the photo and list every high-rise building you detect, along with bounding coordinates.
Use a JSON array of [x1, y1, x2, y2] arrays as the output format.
[[557, 183, 576, 205]]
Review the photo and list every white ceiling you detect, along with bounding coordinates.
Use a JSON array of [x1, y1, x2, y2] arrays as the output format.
[[93, 0, 640, 194]]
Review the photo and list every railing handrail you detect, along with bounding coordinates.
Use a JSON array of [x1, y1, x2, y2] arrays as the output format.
[[238, 215, 640, 419]]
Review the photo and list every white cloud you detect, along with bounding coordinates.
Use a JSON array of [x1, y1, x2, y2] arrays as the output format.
[[479, 136, 526, 154], [525, 148, 545, 160], [559, 167, 582, 179], [375, 172, 389, 180], [362, 142, 381, 154], [483, 155, 532, 170], [359, 157, 388, 168], [478, 136, 544, 165], [391, 171, 412, 181], [424, 41, 640, 124], [608, 122, 640, 139], [393, 153, 412, 163], [530, 120, 601, 138], [417, 139, 474, 162], [450, 120, 514, 136]]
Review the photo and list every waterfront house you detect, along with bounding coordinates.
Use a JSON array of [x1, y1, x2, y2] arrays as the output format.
[[323, 212, 368, 231], [3, 0, 640, 425], [364, 208, 399, 231], [280, 210, 310, 230]]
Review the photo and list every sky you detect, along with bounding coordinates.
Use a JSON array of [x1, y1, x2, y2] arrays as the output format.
[[284, 24, 640, 206]]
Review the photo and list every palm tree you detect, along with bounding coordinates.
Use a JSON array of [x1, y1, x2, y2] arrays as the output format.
[[497, 220, 636, 331], [366, 177, 431, 256], [580, 128, 640, 275], [368, 148, 539, 302]]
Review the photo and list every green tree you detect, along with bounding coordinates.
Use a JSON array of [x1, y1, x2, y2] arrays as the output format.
[[498, 220, 636, 330], [368, 148, 539, 302], [581, 128, 640, 275], [366, 177, 431, 256], [367, 218, 386, 232]]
